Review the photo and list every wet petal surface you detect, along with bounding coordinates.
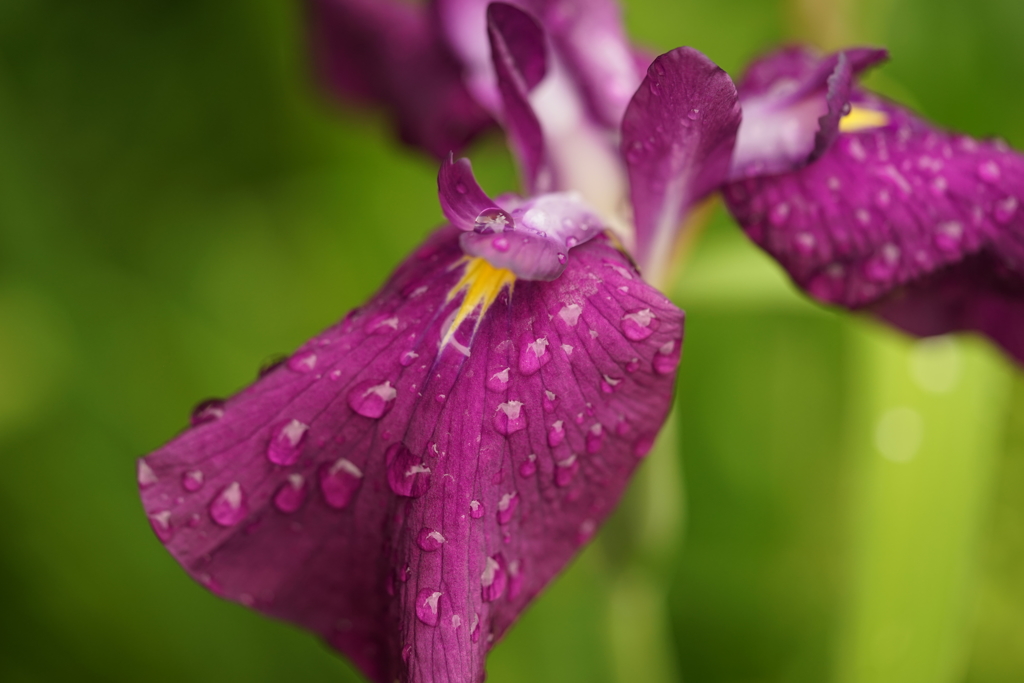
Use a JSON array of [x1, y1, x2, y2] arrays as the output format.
[[139, 226, 683, 683]]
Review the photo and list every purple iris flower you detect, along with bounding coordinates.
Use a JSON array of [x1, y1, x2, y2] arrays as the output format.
[[142, 0, 1024, 681], [140, 3, 742, 682]]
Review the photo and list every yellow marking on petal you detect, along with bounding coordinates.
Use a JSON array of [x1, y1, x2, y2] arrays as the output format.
[[839, 105, 890, 132], [442, 257, 516, 347]]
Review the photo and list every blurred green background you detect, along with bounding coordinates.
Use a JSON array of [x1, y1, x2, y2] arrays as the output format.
[[2, 0, 1023, 681]]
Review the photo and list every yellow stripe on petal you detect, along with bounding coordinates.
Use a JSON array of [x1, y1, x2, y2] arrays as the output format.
[[442, 257, 516, 347], [839, 105, 890, 132]]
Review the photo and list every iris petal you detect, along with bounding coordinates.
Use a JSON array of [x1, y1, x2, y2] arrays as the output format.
[[139, 227, 683, 683]]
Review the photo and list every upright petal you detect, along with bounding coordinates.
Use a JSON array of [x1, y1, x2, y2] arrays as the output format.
[[621, 47, 741, 284], [139, 227, 683, 683], [724, 58, 1024, 363], [730, 46, 887, 178], [306, 0, 492, 157]]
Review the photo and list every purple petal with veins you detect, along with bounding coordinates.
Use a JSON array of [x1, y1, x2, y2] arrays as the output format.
[[621, 46, 741, 282], [306, 0, 492, 158], [138, 225, 683, 683], [488, 3, 553, 193], [730, 46, 888, 179], [439, 156, 606, 280], [724, 59, 1024, 363]]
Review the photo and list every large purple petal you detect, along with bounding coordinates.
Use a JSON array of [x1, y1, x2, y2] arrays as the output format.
[[139, 227, 683, 683], [307, 0, 492, 158], [621, 47, 741, 282], [730, 47, 888, 179], [724, 90, 1024, 363]]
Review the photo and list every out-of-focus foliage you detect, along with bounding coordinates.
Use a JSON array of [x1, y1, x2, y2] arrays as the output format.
[[0, 1, 1022, 682]]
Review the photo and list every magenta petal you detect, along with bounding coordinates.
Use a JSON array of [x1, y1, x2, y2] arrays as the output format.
[[621, 46, 741, 277], [724, 91, 1024, 363], [307, 0, 492, 158], [139, 227, 683, 683], [438, 155, 509, 232], [487, 3, 553, 193]]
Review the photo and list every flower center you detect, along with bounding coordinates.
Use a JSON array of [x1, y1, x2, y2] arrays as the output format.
[[442, 257, 516, 347]]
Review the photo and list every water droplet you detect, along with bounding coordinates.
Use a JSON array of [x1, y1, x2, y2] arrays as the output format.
[[451, 614, 462, 629], [555, 455, 579, 487], [978, 160, 1001, 182], [827, 176, 841, 191], [620, 309, 657, 341], [841, 101, 852, 116], [543, 390, 557, 413], [474, 207, 512, 234], [401, 644, 413, 662], [548, 421, 566, 451], [556, 252, 568, 265], [558, 304, 582, 326], [648, 81, 660, 96], [769, 203, 789, 226], [601, 375, 621, 394], [493, 237, 510, 252], [934, 221, 964, 252], [995, 196, 1018, 224], [481, 556, 507, 602], [319, 457, 363, 509], [653, 340, 681, 375], [348, 380, 397, 419], [577, 519, 596, 544], [274, 473, 307, 513], [487, 368, 510, 392], [519, 454, 537, 478], [845, 137, 868, 162], [415, 589, 443, 626], [856, 208, 872, 226], [585, 424, 603, 454], [190, 399, 225, 427], [182, 469, 204, 492], [930, 176, 948, 196], [565, 236, 579, 249], [507, 559, 524, 599], [793, 232, 816, 255], [288, 350, 318, 373], [399, 350, 419, 367], [470, 500, 484, 519], [470, 615, 481, 642], [687, 108, 699, 120], [148, 510, 173, 541], [137, 460, 158, 489], [209, 482, 247, 527], [495, 401, 527, 434], [455, 182, 468, 195], [497, 492, 519, 525], [266, 419, 309, 466], [416, 527, 446, 551], [518, 337, 550, 375], [633, 434, 655, 458], [386, 444, 432, 497], [626, 358, 640, 373]]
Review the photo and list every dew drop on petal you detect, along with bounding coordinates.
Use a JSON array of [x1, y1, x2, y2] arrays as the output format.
[[287, 350, 318, 373], [209, 482, 247, 527], [555, 455, 579, 487], [620, 309, 657, 341], [494, 401, 527, 435], [266, 419, 309, 466], [586, 424, 603, 454], [994, 196, 1018, 224], [182, 469, 204, 492], [470, 615, 481, 643], [518, 338, 550, 375], [415, 589, 443, 626], [190, 399, 225, 427], [653, 340, 681, 375], [481, 556, 507, 602], [470, 499, 485, 519], [558, 304, 582, 326], [137, 460, 158, 489], [497, 492, 519, 525], [348, 380, 397, 419], [493, 237, 510, 252], [519, 454, 537, 478], [557, 252, 568, 265], [416, 527, 446, 552], [400, 350, 419, 367], [273, 473, 307, 513], [487, 368, 510, 393], [626, 358, 640, 373], [601, 375, 621, 394], [688, 108, 700, 120], [577, 519, 597, 544], [474, 207, 512, 234], [319, 457, 363, 509], [149, 510, 173, 542], [633, 434, 655, 458], [978, 160, 1001, 182], [386, 444, 432, 497], [547, 420, 565, 447], [934, 221, 964, 252]]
